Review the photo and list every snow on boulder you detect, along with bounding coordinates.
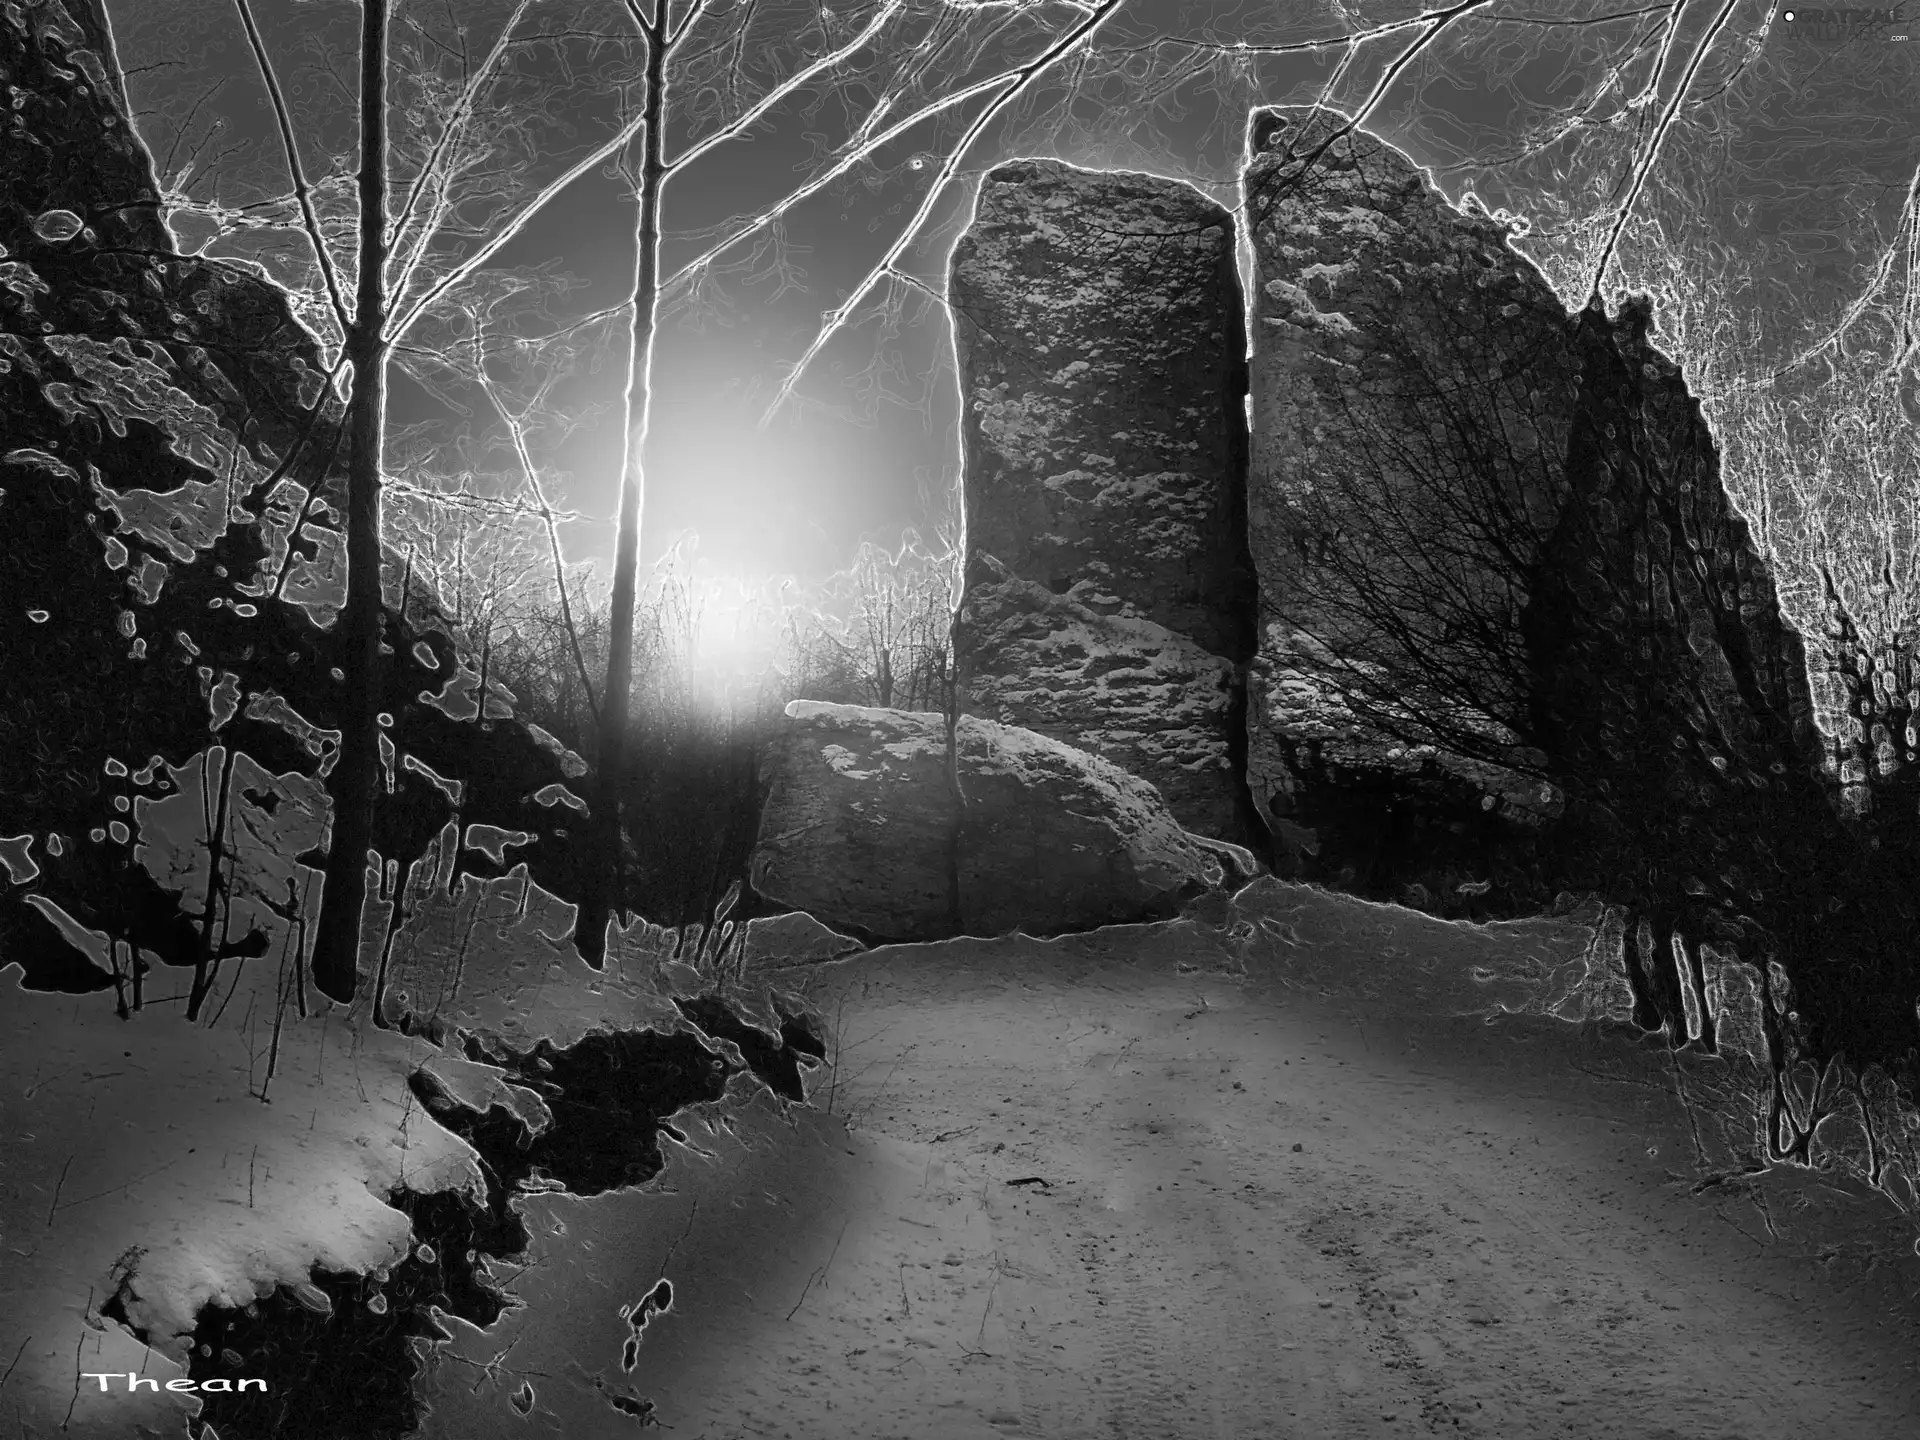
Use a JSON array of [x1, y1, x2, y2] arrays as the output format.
[[736, 909, 867, 970], [0, 956, 486, 1434], [750, 701, 1222, 943]]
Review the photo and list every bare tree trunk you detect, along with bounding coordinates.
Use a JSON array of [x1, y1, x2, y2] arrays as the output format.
[[310, 0, 391, 1004], [576, 9, 666, 969], [942, 597, 967, 935]]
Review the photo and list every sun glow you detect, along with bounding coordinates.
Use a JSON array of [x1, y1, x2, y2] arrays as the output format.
[[640, 542, 799, 711]]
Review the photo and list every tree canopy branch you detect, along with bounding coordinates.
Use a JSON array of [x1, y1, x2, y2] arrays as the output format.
[[758, 0, 1132, 427], [228, 0, 352, 341]]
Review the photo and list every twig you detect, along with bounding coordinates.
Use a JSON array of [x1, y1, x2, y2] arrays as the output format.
[[785, 1218, 850, 1321], [959, 1258, 1000, 1359], [857, 1049, 911, 1124], [658, 1198, 698, 1276], [62, 1327, 85, 1430], [48, 1156, 184, 1218], [0, 1333, 29, 1394], [1666, 1041, 1709, 1170], [23, 1064, 77, 1100], [47, 1155, 73, 1228], [826, 987, 849, 1116], [1568, 1062, 1665, 1092]]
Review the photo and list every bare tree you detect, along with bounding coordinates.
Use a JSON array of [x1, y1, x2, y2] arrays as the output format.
[[570, 0, 1152, 963], [790, 529, 956, 710], [207, 0, 652, 999]]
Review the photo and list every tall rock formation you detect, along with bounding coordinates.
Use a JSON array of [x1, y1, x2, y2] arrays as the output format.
[[1242, 106, 1582, 886], [948, 158, 1262, 845], [1240, 106, 1842, 1061]]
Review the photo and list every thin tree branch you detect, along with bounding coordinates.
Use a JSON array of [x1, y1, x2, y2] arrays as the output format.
[[387, 0, 538, 300], [471, 357, 603, 729], [1584, 0, 1746, 308], [668, 0, 718, 46], [660, 72, 1014, 299], [229, 0, 353, 341], [385, 106, 653, 347], [659, 0, 910, 177], [759, 0, 1133, 427]]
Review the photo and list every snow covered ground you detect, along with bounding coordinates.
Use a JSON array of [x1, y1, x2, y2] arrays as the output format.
[[12, 530, 1885, 1435], [418, 883, 1920, 1438], [9, 776, 1920, 1439]]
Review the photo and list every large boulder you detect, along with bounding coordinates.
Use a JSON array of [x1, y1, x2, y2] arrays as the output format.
[[1242, 106, 1581, 888], [750, 702, 1224, 942], [948, 157, 1261, 844]]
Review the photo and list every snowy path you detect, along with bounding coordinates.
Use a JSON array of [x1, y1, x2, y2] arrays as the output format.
[[423, 886, 1920, 1438]]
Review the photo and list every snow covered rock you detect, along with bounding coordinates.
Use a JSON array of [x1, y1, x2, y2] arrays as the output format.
[[948, 159, 1261, 844], [750, 701, 1221, 942], [735, 909, 866, 969]]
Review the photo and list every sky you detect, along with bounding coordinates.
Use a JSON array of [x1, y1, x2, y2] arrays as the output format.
[[103, 0, 1919, 596]]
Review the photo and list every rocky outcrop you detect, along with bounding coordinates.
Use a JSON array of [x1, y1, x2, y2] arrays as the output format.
[[1242, 106, 1581, 890], [1240, 104, 1830, 976], [749, 702, 1224, 943], [948, 158, 1261, 845], [0, 0, 583, 994]]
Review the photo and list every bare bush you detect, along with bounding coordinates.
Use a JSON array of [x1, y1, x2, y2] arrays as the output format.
[[785, 529, 958, 712]]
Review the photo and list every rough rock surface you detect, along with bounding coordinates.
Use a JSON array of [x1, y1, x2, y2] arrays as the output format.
[[948, 158, 1260, 843], [1242, 106, 1581, 876], [750, 702, 1221, 943], [954, 554, 1244, 838], [1240, 105, 1825, 960], [0, 0, 582, 993]]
